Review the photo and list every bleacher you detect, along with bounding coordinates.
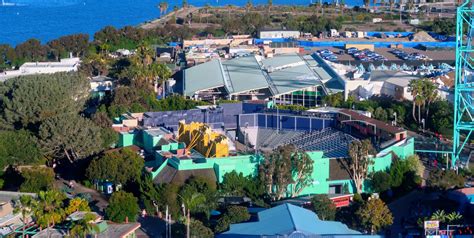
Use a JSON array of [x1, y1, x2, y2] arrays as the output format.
[[254, 127, 358, 158], [287, 128, 358, 158], [255, 128, 306, 150]]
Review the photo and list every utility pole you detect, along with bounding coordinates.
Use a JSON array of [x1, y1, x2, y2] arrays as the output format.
[[187, 210, 191, 238]]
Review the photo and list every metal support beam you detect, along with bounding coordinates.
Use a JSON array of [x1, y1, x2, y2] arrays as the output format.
[[453, 1, 474, 167]]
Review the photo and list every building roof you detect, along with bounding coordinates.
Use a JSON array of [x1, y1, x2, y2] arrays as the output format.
[[183, 59, 225, 97], [339, 109, 406, 135], [153, 165, 217, 185], [370, 71, 420, 87], [181, 53, 332, 98], [220, 203, 362, 237], [221, 56, 268, 95]]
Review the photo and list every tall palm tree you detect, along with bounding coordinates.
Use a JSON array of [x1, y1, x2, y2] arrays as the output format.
[[182, 0, 188, 9], [245, 0, 253, 13], [409, 79, 423, 123], [389, 0, 394, 14], [364, 0, 370, 9], [226, 4, 234, 19], [14, 196, 36, 237], [158, 1, 168, 16], [422, 79, 437, 118], [204, 3, 211, 24], [267, 0, 273, 14], [179, 192, 207, 215]]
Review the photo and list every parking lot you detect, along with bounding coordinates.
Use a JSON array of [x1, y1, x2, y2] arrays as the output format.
[[313, 47, 455, 65]]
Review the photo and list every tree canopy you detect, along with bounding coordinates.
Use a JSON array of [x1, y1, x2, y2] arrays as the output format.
[[356, 198, 393, 234], [311, 194, 336, 221], [345, 140, 376, 194], [259, 144, 313, 200], [0, 73, 89, 129], [105, 191, 139, 223], [0, 130, 41, 169], [86, 148, 144, 185]]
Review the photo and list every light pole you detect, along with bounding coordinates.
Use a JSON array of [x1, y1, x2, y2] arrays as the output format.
[[421, 118, 425, 132]]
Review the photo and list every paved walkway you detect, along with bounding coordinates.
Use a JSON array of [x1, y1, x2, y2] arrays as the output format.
[[55, 179, 109, 214]]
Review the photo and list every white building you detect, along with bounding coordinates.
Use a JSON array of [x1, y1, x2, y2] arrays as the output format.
[[359, 71, 420, 100], [0, 57, 81, 81], [259, 30, 300, 39]]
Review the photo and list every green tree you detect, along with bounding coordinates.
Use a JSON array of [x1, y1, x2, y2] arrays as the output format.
[[0, 130, 41, 170], [65, 197, 91, 216], [374, 107, 388, 122], [69, 212, 100, 238], [158, 1, 169, 16], [33, 190, 68, 228], [20, 167, 55, 193], [178, 176, 217, 217], [215, 206, 251, 233], [39, 114, 103, 162], [356, 198, 393, 234], [86, 148, 144, 185], [406, 155, 425, 178], [259, 144, 313, 200], [311, 194, 336, 220], [245, 0, 253, 12], [14, 195, 36, 236], [0, 73, 89, 128], [220, 171, 264, 200], [370, 171, 391, 193], [345, 140, 376, 194], [106, 191, 139, 223], [172, 218, 214, 238], [427, 169, 465, 190], [323, 92, 344, 107]]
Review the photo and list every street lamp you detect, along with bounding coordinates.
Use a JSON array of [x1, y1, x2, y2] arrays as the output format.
[[421, 118, 425, 132]]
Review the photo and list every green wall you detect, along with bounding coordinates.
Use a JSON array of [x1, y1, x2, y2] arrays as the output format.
[[145, 136, 415, 197]]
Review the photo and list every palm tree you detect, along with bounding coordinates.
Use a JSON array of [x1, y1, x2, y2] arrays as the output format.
[[372, 0, 377, 10], [409, 79, 423, 123], [389, 0, 394, 14], [267, 0, 273, 14], [245, 0, 253, 13], [179, 193, 207, 215], [204, 3, 211, 24], [364, 0, 370, 9], [14, 195, 36, 237], [226, 4, 234, 19], [158, 1, 168, 16], [339, 0, 345, 15], [69, 212, 100, 238], [33, 190, 67, 228], [406, 0, 414, 13], [182, 0, 188, 9], [422, 79, 437, 119]]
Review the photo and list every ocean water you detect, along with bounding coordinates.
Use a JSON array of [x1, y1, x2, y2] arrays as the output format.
[[0, 0, 364, 46]]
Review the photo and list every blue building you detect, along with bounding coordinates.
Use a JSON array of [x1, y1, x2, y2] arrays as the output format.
[[218, 203, 382, 238]]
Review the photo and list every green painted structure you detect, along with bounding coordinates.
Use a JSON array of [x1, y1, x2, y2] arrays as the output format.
[[125, 126, 416, 196]]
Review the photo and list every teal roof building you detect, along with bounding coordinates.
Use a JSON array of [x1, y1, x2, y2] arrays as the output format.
[[179, 53, 344, 107], [218, 203, 381, 237]]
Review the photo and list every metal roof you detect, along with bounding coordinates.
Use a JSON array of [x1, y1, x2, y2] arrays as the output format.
[[183, 59, 225, 97], [221, 56, 268, 94], [182, 53, 337, 97], [220, 203, 364, 237], [269, 64, 320, 96]]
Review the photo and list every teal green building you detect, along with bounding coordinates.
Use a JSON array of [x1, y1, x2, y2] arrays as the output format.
[[119, 128, 415, 197]]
